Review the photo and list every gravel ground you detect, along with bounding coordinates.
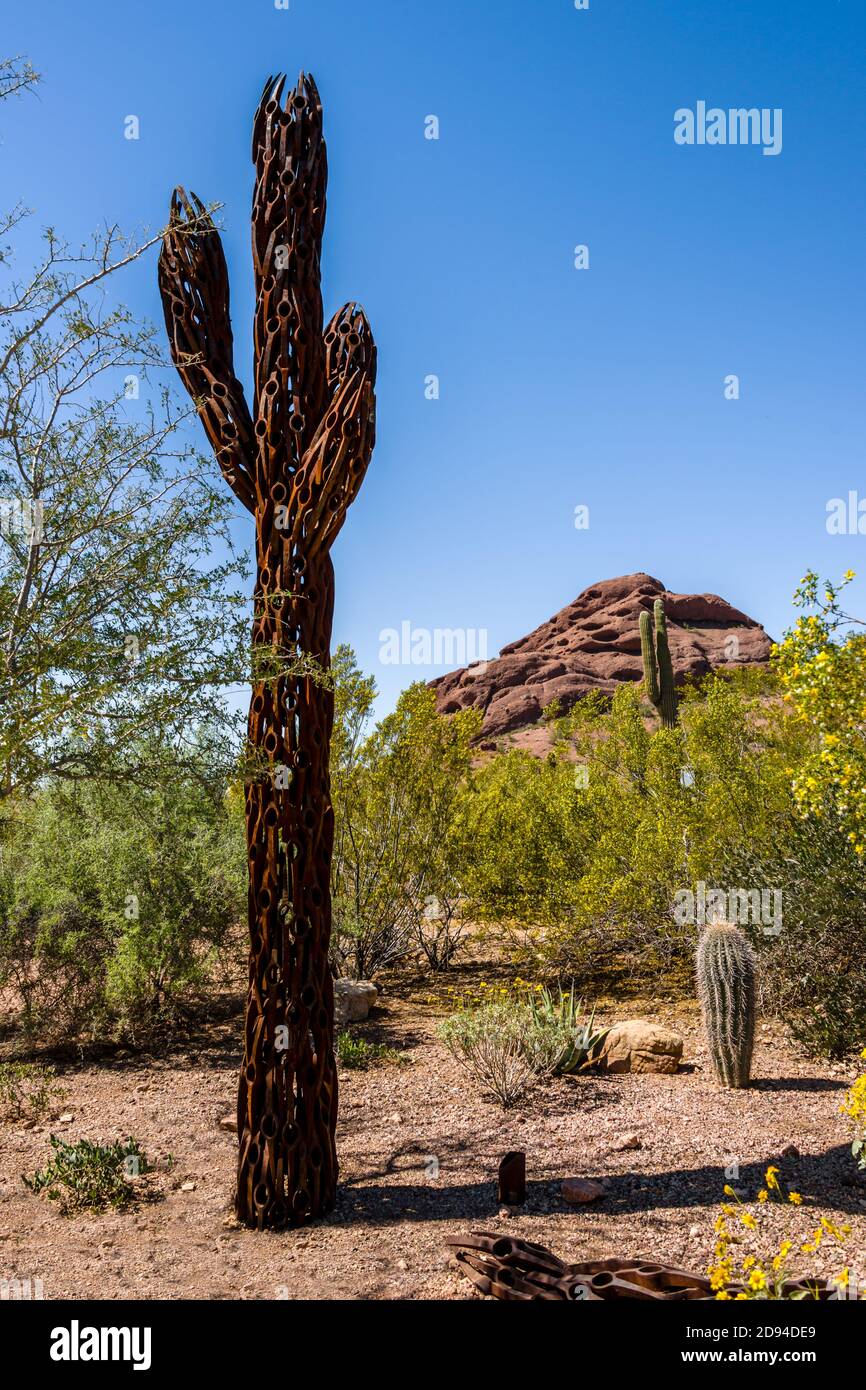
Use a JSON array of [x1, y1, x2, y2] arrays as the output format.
[[1, 986, 864, 1301]]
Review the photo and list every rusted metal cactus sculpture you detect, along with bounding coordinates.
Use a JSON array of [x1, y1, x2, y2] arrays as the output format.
[[158, 73, 376, 1228]]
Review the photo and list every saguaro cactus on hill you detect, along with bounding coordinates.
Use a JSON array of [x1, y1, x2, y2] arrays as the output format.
[[158, 73, 377, 1228], [639, 596, 678, 727]]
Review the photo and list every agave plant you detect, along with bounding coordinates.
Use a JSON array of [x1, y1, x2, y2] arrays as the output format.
[[525, 984, 609, 1076]]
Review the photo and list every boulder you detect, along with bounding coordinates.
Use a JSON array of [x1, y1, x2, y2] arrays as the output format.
[[333, 979, 378, 1029], [598, 1020, 683, 1075]]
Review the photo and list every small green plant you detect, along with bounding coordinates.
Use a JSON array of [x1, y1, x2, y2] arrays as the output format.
[[335, 1032, 407, 1069], [0, 1062, 64, 1121], [439, 1001, 536, 1107], [697, 922, 757, 1088], [439, 987, 604, 1106], [23, 1135, 147, 1213]]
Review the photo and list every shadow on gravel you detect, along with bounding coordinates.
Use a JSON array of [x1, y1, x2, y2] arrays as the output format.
[[331, 1177, 554, 1226], [600, 1144, 866, 1217], [331, 1143, 866, 1225], [753, 1076, 848, 1094]]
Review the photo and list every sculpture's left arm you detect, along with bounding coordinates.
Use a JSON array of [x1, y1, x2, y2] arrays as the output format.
[[158, 189, 257, 514]]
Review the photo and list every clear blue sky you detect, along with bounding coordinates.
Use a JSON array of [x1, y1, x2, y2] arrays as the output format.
[[3, 0, 865, 714]]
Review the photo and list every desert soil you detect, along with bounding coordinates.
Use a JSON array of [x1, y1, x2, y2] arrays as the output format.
[[1, 971, 864, 1301]]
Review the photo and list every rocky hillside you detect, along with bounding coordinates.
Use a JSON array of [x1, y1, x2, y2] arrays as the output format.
[[431, 573, 772, 748]]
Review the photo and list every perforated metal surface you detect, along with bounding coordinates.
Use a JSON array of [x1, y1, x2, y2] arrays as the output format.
[[159, 73, 376, 1229]]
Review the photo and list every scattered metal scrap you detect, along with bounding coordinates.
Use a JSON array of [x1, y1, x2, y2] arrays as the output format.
[[446, 1232, 839, 1301]]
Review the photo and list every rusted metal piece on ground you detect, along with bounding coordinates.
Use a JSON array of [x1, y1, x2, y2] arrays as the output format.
[[497, 1152, 526, 1206], [446, 1232, 839, 1301], [158, 72, 376, 1230]]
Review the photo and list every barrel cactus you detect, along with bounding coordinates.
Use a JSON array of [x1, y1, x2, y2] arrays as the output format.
[[639, 597, 677, 727], [696, 923, 757, 1088]]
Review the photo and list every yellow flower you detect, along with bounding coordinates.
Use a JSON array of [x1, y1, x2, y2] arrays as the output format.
[[765, 1165, 780, 1189], [723, 1184, 737, 1198], [819, 1216, 846, 1240], [740, 1212, 757, 1230], [801, 1228, 823, 1254], [758, 1189, 769, 1203], [749, 1269, 766, 1291], [789, 1192, 803, 1205]]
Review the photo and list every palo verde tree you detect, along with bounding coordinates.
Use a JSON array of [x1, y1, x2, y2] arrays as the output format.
[[774, 569, 866, 857], [0, 57, 248, 803], [158, 74, 377, 1228]]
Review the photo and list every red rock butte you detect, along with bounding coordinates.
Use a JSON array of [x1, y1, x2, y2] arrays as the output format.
[[431, 573, 772, 744]]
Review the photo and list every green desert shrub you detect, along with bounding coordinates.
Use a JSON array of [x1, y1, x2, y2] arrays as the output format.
[[440, 1000, 537, 1108], [439, 988, 603, 1107], [0, 1061, 64, 1121], [457, 674, 802, 986], [0, 747, 245, 1043], [334, 1031, 407, 1069], [23, 1134, 147, 1213], [724, 810, 866, 1059]]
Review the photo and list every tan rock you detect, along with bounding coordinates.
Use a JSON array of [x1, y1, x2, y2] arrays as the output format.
[[612, 1132, 642, 1151], [334, 979, 378, 1029], [561, 1177, 605, 1205], [598, 1020, 683, 1075]]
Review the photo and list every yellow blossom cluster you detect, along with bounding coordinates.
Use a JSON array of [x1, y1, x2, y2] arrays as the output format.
[[775, 570, 866, 857], [439, 976, 544, 1012], [707, 1168, 850, 1300], [840, 1048, 866, 1171]]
